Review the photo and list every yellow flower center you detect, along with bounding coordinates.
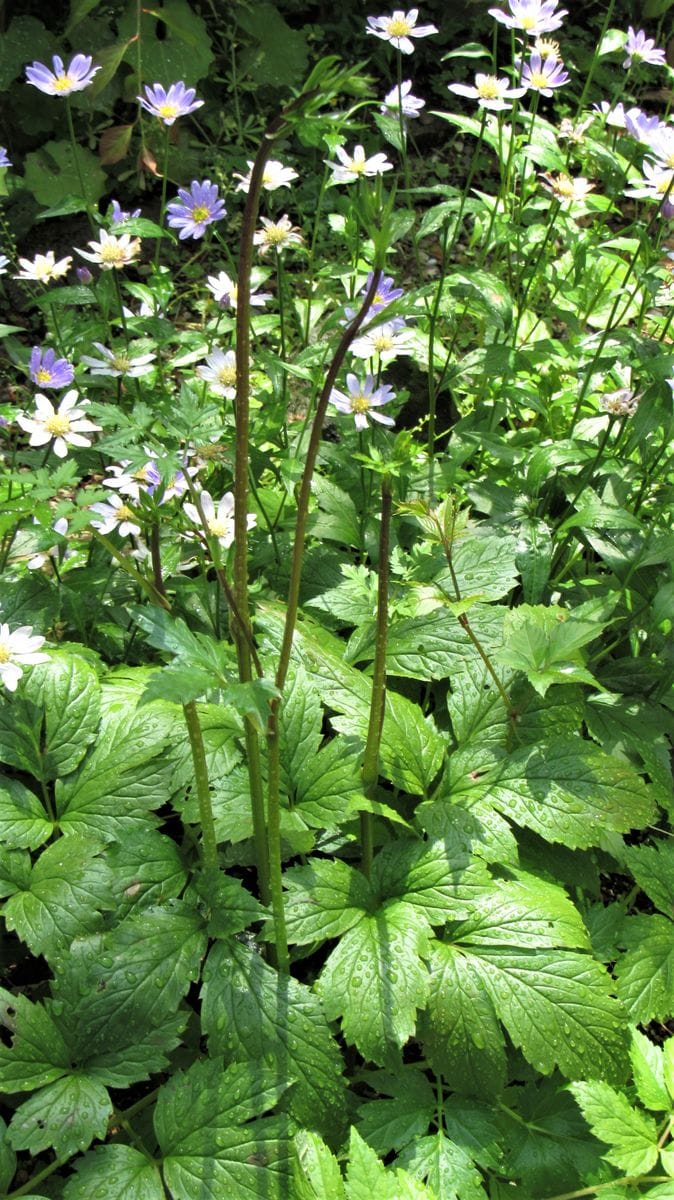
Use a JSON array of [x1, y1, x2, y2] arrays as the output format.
[[387, 16, 412, 36], [53, 74, 74, 92], [208, 518, 231, 539], [134, 466, 151, 481], [554, 176, 575, 197], [373, 334, 393, 352], [158, 102, 179, 119], [217, 366, 237, 387], [34, 262, 53, 279], [374, 292, 386, 305], [44, 414, 71, 436], [477, 76, 501, 99], [262, 168, 275, 185], [529, 71, 549, 88], [229, 284, 239, 304], [264, 226, 287, 245], [0, 644, 10, 664], [111, 354, 131, 372], [117, 505, 134, 521], [351, 394, 370, 414], [521, 14, 536, 28], [100, 243, 127, 265], [657, 175, 674, 194], [192, 205, 210, 223], [349, 158, 366, 175], [35, 368, 53, 384], [536, 38, 560, 57]]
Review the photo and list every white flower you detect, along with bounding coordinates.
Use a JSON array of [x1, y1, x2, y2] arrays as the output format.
[[15, 251, 72, 283], [76, 230, 141, 270], [351, 317, 414, 363], [381, 79, 425, 118], [17, 390, 100, 458], [326, 144, 394, 184], [27, 517, 69, 571], [539, 172, 595, 204], [253, 214, 303, 257], [0, 624, 50, 692], [196, 348, 237, 398], [206, 270, 272, 308], [80, 342, 156, 377], [183, 489, 256, 548], [103, 460, 161, 500], [90, 494, 142, 537], [234, 159, 298, 192], [366, 10, 438, 54], [448, 73, 525, 111], [0, 254, 9, 276]]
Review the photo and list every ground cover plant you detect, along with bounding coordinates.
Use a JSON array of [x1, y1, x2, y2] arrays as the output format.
[[0, 0, 674, 1196]]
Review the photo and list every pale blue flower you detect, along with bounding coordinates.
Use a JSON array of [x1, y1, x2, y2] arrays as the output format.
[[623, 26, 666, 69], [166, 180, 226, 240], [29, 346, 75, 389], [25, 54, 100, 96], [137, 81, 204, 125], [330, 373, 396, 430]]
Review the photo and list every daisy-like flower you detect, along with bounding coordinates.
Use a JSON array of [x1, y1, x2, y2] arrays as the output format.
[[196, 348, 237, 399], [76, 229, 141, 270], [16, 390, 100, 458], [25, 54, 100, 96], [520, 52, 570, 94], [642, 126, 674, 168], [28, 346, 75, 389], [137, 80, 204, 125], [380, 80, 425, 118], [351, 317, 414, 362], [593, 100, 629, 128], [361, 272, 404, 313], [15, 251, 72, 284], [448, 72, 525, 110], [623, 26, 667, 69], [206, 270, 272, 309], [0, 624, 50, 692], [539, 172, 595, 204], [27, 517, 70, 571], [625, 162, 674, 212], [109, 199, 142, 225], [624, 108, 665, 144], [80, 342, 156, 377], [326, 144, 393, 184], [558, 115, 592, 143], [90, 494, 142, 537], [366, 10, 438, 54], [183, 490, 256, 549], [0, 254, 9, 275], [234, 159, 298, 193], [600, 388, 640, 416], [0, 148, 11, 168], [253, 214, 303, 257], [488, 0, 567, 36], [330, 373, 396, 430], [534, 36, 561, 58], [103, 460, 162, 501], [166, 180, 226, 240]]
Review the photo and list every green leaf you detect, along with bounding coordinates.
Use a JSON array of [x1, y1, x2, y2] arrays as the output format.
[[56, 702, 174, 840], [155, 1058, 293, 1200], [449, 531, 520, 600], [449, 874, 591, 950], [293, 1130, 346, 1200], [497, 604, 604, 697], [236, 2, 308, 88], [346, 1127, 436, 1200], [24, 140, 106, 211], [356, 1066, 436, 1154], [570, 1081, 659, 1175], [63, 1145, 164, 1200], [66, 0, 101, 33], [0, 988, 70, 1093], [615, 915, 674, 1023], [22, 651, 100, 778], [418, 942, 506, 1096], [8, 1074, 111, 1159], [201, 939, 347, 1138], [310, 475, 363, 547], [486, 739, 656, 848], [106, 830, 187, 917], [3, 835, 113, 959], [0, 1116, 16, 1194], [400, 1133, 487, 1200], [379, 607, 505, 684], [119, 0, 214, 85], [0, 16, 56, 90], [624, 841, 674, 917], [630, 1030, 670, 1112], [497, 1080, 600, 1195], [319, 902, 430, 1065], [280, 663, 323, 787], [0, 775, 52, 850], [372, 835, 491, 925], [292, 735, 365, 827], [464, 946, 627, 1082], [87, 40, 134, 98], [283, 858, 372, 945], [0, 695, 42, 776], [195, 868, 266, 938]]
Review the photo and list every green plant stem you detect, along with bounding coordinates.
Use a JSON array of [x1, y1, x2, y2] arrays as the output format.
[[155, 126, 170, 271], [546, 1177, 670, 1200], [360, 474, 393, 878], [65, 96, 95, 233], [6, 1157, 65, 1198], [183, 699, 218, 871]]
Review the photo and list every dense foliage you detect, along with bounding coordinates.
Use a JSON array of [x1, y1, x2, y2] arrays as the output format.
[[0, 1, 673, 1197]]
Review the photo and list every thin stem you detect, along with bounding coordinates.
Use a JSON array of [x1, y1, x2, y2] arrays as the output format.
[[6, 1157, 65, 1198], [360, 475, 393, 878], [183, 699, 218, 871], [546, 1177, 670, 1200], [65, 96, 96, 233], [155, 126, 170, 271]]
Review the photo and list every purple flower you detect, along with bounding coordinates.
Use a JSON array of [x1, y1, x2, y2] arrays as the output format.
[[166, 180, 226, 240], [28, 347, 75, 389], [488, 0, 567, 35], [381, 80, 425, 118], [0, 148, 11, 168], [25, 54, 100, 96], [646, 127, 674, 170], [137, 81, 204, 125], [109, 199, 142, 225], [623, 26, 667, 69], [330, 373, 396, 431], [361, 272, 404, 313], [624, 107, 665, 143], [520, 51, 570, 94]]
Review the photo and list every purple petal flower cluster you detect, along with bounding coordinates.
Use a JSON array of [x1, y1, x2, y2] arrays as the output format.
[[519, 50, 569, 94], [137, 81, 204, 125], [330, 373, 396, 430], [28, 347, 75, 389], [361, 272, 404, 313], [25, 54, 100, 96], [623, 26, 667, 69], [0, 148, 11, 168], [110, 199, 142, 225], [166, 180, 226, 240], [489, 0, 567, 36]]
